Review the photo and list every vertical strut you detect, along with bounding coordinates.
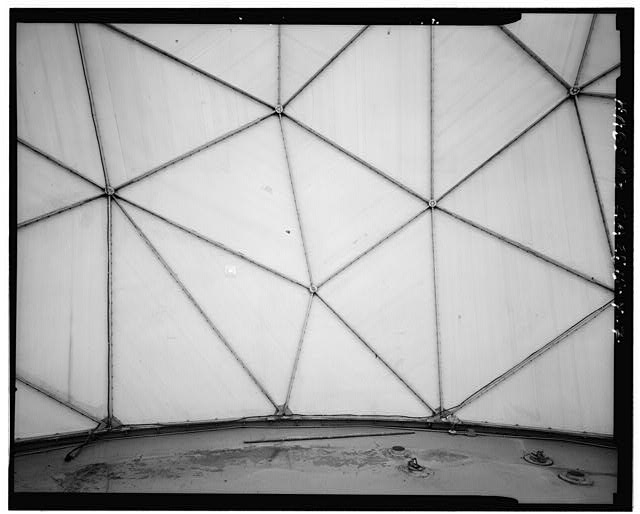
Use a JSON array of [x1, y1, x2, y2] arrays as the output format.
[[277, 25, 282, 105], [106, 196, 113, 426], [430, 210, 444, 412], [429, 25, 435, 199]]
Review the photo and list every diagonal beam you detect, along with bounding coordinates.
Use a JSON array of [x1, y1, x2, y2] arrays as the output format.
[[104, 23, 275, 110], [115, 195, 308, 290], [17, 138, 104, 191], [429, 25, 435, 199], [277, 25, 282, 105], [317, 294, 436, 415], [17, 193, 105, 229], [115, 113, 274, 192], [442, 300, 612, 416], [573, 96, 615, 259], [437, 206, 614, 293], [75, 24, 110, 190], [318, 208, 429, 289], [582, 91, 616, 100], [283, 294, 314, 413], [578, 62, 621, 90], [114, 199, 279, 409], [16, 375, 102, 424], [498, 26, 571, 89], [279, 116, 314, 285], [437, 95, 569, 203], [574, 14, 597, 87], [285, 113, 429, 204], [283, 26, 369, 108], [430, 210, 444, 412]]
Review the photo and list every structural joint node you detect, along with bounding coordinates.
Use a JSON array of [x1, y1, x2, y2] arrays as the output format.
[[275, 104, 284, 115], [428, 199, 437, 208], [106, 186, 115, 196], [569, 86, 581, 96], [309, 284, 318, 294]]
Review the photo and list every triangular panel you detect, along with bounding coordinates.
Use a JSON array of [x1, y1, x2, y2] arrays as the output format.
[[576, 96, 616, 237], [577, 14, 620, 87], [111, 205, 274, 424], [288, 298, 430, 417], [79, 23, 270, 187], [321, 212, 439, 408], [282, 117, 426, 285], [120, 117, 309, 285], [17, 23, 105, 185], [440, 101, 612, 287], [434, 210, 612, 409], [287, 26, 431, 197], [506, 13, 592, 85], [122, 201, 310, 406], [456, 307, 613, 435], [15, 382, 97, 440], [113, 24, 278, 104], [17, 201, 108, 420], [280, 25, 363, 104], [432, 26, 566, 197], [18, 144, 100, 224]]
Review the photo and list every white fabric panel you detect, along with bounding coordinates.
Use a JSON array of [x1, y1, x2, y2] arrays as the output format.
[[434, 210, 612, 409], [287, 26, 431, 197], [281, 118, 426, 285], [123, 201, 310, 406], [321, 213, 439, 408], [280, 25, 362, 104], [121, 117, 308, 285], [288, 298, 430, 417], [440, 101, 612, 287], [111, 205, 274, 424], [17, 23, 104, 186], [432, 26, 566, 197], [79, 23, 269, 187], [577, 14, 620, 86], [507, 13, 592, 84], [582, 68, 619, 94], [18, 144, 100, 224], [456, 308, 613, 435], [114, 24, 277, 104], [577, 97, 616, 238], [17, 201, 108, 419], [15, 382, 97, 440]]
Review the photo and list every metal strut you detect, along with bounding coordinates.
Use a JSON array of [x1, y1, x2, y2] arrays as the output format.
[[283, 26, 369, 108], [16, 376, 102, 424], [443, 300, 612, 416], [498, 26, 571, 89], [285, 113, 429, 204], [17, 193, 105, 229], [430, 210, 444, 412], [578, 62, 621, 91], [437, 95, 569, 203], [277, 25, 282, 105], [116, 113, 275, 192], [317, 294, 436, 415], [17, 138, 104, 190], [574, 14, 597, 87], [114, 200, 279, 409], [279, 117, 314, 286], [572, 96, 615, 260], [75, 24, 110, 191], [282, 294, 314, 413], [115, 196, 307, 290], [104, 23, 275, 110], [437, 206, 614, 293]]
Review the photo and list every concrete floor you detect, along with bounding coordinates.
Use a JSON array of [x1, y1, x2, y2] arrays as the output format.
[[12, 425, 616, 504]]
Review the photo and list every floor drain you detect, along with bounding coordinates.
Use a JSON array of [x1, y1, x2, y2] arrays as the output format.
[[392, 446, 405, 452], [558, 469, 594, 486], [523, 450, 553, 466]]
